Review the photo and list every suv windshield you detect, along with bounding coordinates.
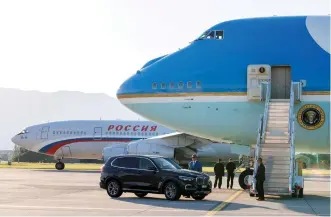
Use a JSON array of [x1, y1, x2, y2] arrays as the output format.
[[152, 158, 182, 170]]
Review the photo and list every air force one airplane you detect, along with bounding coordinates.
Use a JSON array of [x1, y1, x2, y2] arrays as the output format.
[[116, 16, 330, 196], [11, 120, 249, 170], [117, 16, 330, 154]]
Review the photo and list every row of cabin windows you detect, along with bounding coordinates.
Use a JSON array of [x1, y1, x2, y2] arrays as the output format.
[[53, 131, 86, 135], [152, 81, 201, 90], [52, 131, 159, 137]]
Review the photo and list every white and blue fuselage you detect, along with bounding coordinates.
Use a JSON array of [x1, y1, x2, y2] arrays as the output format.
[[117, 16, 330, 153]]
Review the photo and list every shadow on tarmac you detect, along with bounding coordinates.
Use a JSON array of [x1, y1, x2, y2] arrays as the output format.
[[111, 194, 277, 212]]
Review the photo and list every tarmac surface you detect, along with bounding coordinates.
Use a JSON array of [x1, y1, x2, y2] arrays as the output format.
[[0, 168, 329, 216]]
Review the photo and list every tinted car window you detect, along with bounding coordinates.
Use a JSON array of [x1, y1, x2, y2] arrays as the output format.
[[139, 158, 155, 170], [112, 157, 139, 169], [152, 158, 181, 170]]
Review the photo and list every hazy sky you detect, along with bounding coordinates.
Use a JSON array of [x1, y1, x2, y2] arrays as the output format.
[[0, 0, 329, 97]]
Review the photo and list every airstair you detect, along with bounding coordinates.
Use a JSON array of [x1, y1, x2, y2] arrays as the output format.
[[249, 81, 304, 197]]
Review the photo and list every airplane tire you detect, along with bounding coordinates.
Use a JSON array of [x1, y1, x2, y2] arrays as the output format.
[[238, 168, 253, 189], [55, 162, 65, 170]]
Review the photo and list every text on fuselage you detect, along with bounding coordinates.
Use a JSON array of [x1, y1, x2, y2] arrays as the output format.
[[107, 125, 158, 132]]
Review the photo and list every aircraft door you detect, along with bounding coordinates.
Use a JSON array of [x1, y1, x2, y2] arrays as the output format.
[[93, 127, 102, 140], [247, 65, 271, 100], [40, 126, 50, 139], [271, 66, 291, 99]]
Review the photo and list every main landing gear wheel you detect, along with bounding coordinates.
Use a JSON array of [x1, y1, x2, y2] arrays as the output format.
[[55, 161, 65, 170], [239, 168, 253, 189]]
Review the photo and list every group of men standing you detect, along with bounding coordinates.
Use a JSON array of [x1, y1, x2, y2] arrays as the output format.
[[213, 158, 236, 189], [188, 154, 265, 201]]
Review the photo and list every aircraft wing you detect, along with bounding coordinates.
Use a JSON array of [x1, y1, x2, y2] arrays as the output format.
[[131, 131, 224, 149]]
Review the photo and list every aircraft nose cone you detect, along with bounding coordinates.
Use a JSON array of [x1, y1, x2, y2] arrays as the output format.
[[11, 135, 19, 145]]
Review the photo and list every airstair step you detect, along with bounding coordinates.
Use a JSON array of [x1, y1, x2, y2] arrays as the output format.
[[261, 156, 291, 161], [269, 105, 290, 111], [264, 136, 289, 141], [269, 103, 290, 106], [269, 108, 289, 112], [270, 99, 290, 102], [264, 182, 290, 188], [265, 177, 290, 183], [268, 113, 289, 117], [261, 144, 291, 149], [262, 147, 290, 152], [265, 173, 290, 179], [268, 116, 289, 121], [267, 127, 288, 133], [264, 139, 289, 144], [266, 131, 289, 136], [268, 123, 289, 128], [263, 159, 291, 165], [264, 168, 290, 174], [265, 175, 290, 181], [265, 164, 290, 170], [261, 150, 290, 157], [264, 187, 290, 194], [268, 120, 289, 124]]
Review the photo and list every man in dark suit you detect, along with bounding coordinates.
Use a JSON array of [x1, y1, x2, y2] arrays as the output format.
[[214, 159, 224, 188], [226, 158, 236, 189], [255, 157, 265, 201], [188, 154, 202, 172]]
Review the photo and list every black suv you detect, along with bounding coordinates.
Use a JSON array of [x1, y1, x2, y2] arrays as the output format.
[[100, 155, 212, 201]]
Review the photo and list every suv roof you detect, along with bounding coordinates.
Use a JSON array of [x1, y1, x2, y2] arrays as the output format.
[[111, 154, 167, 159]]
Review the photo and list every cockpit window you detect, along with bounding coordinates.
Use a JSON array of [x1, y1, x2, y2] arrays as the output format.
[[215, 30, 224, 39], [17, 129, 28, 135], [197, 30, 223, 40]]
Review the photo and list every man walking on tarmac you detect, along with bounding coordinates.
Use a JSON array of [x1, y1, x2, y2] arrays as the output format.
[[255, 157, 265, 201], [226, 158, 236, 189], [214, 159, 224, 188]]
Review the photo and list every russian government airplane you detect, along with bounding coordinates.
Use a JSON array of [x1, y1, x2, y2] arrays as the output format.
[[117, 16, 330, 197], [11, 120, 249, 170]]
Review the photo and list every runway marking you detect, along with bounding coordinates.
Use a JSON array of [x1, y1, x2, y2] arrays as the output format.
[[206, 189, 244, 216]]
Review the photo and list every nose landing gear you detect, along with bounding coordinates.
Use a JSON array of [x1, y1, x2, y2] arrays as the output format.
[[55, 160, 65, 170]]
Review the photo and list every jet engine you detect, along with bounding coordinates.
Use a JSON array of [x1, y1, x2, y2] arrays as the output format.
[[127, 141, 175, 159], [102, 144, 127, 162]]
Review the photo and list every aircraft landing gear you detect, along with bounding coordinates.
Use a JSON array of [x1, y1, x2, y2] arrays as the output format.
[[238, 168, 253, 189], [55, 160, 65, 170]]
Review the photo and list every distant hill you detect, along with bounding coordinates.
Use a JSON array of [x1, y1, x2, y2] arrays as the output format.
[[0, 88, 142, 150]]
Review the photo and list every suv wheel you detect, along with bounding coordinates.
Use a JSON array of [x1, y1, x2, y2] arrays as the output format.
[[134, 192, 148, 198], [191, 195, 206, 200], [164, 182, 181, 201], [106, 179, 123, 198]]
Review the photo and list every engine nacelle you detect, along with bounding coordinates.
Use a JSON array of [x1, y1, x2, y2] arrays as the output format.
[[127, 141, 175, 159], [102, 144, 127, 162]]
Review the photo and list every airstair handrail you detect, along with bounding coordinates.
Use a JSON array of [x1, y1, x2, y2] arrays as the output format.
[[261, 82, 271, 143], [288, 81, 296, 193], [252, 114, 263, 193]]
